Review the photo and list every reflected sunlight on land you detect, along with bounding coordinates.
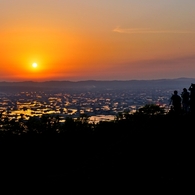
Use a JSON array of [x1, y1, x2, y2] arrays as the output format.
[[89, 115, 115, 124]]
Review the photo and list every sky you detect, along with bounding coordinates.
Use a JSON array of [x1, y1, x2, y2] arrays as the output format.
[[1, 0, 195, 81]]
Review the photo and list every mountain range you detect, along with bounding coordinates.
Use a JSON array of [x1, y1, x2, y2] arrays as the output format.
[[0, 78, 195, 92]]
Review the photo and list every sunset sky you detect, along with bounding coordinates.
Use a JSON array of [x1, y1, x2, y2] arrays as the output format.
[[1, 0, 195, 81]]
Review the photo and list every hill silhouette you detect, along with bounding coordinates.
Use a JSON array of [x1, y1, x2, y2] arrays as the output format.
[[1, 78, 195, 92], [0, 108, 194, 194]]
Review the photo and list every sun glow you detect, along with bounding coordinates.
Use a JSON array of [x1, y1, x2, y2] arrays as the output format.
[[32, 63, 38, 68]]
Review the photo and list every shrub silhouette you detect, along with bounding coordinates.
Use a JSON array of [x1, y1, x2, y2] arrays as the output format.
[[136, 104, 165, 115]]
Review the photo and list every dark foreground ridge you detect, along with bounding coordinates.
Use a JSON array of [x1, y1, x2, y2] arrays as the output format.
[[0, 112, 194, 194]]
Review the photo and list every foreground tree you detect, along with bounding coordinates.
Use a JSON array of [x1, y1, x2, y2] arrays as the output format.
[[136, 104, 165, 116]]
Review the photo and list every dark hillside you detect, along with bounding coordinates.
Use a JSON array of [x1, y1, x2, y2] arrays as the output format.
[[0, 114, 194, 193]]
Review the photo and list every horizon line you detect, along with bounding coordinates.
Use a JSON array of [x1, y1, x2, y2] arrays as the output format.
[[1, 77, 195, 83]]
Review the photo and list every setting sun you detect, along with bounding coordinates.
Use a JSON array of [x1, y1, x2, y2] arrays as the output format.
[[32, 63, 38, 68], [1, 1, 195, 81]]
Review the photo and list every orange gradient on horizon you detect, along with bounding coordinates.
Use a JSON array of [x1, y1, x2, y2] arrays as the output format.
[[1, 1, 195, 81], [0, 28, 75, 80], [0, 28, 126, 81], [1, 25, 195, 81]]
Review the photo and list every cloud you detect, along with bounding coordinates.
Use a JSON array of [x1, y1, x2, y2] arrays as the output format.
[[122, 55, 195, 68], [113, 27, 195, 34]]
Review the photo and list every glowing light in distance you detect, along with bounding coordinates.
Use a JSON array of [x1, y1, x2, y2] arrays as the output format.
[[32, 63, 38, 68]]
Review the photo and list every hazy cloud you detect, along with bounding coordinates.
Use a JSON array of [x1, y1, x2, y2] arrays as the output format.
[[122, 55, 195, 68], [113, 27, 195, 34]]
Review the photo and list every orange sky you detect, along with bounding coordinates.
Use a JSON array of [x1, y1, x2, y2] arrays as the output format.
[[1, 0, 195, 81]]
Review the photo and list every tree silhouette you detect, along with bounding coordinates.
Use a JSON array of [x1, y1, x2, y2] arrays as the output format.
[[76, 113, 90, 124], [136, 104, 165, 115]]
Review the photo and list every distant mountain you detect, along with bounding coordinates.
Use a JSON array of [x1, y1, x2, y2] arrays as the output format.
[[0, 78, 195, 92]]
